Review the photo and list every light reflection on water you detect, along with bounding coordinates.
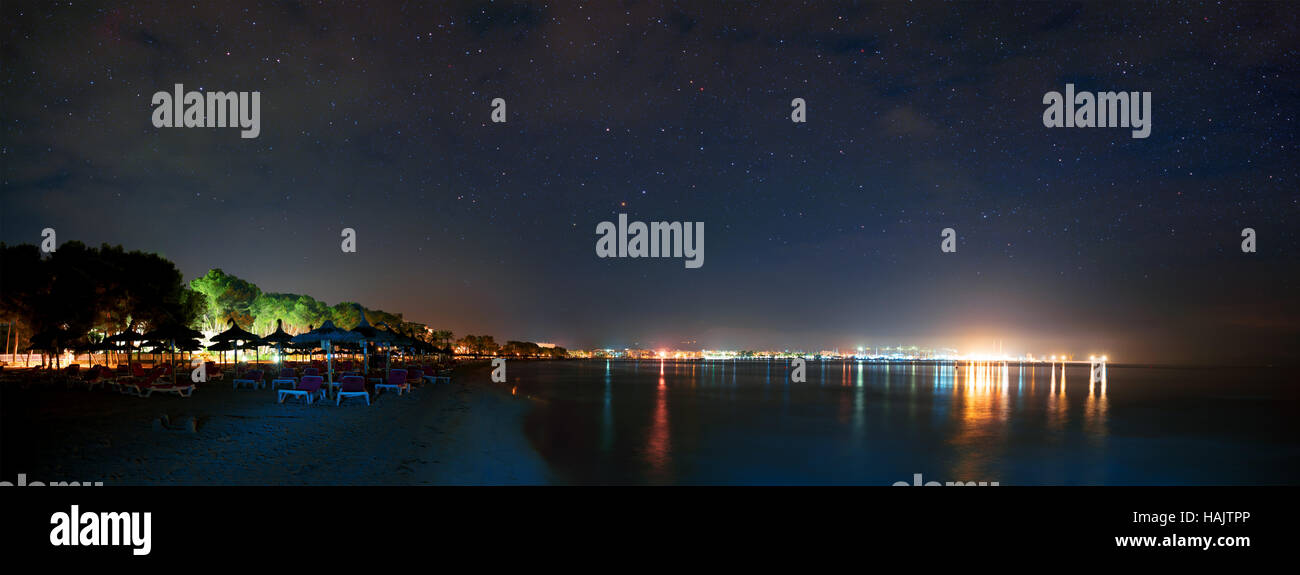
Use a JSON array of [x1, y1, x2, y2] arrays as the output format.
[[511, 359, 1297, 485]]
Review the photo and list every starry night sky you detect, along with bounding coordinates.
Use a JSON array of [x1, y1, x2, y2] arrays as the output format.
[[2, 1, 1297, 363]]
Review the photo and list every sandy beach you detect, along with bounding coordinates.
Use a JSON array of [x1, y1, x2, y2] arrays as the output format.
[[0, 364, 555, 485]]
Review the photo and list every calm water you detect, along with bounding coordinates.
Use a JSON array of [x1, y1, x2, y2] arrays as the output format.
[[503, 360, 1299, 485]]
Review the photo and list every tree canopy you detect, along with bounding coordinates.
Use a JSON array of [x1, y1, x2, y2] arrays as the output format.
[[0, 242, 201, 349], [2, 241, 554, 358]]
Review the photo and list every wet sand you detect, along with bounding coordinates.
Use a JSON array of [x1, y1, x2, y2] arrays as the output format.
[[0, 365, 554, 485]]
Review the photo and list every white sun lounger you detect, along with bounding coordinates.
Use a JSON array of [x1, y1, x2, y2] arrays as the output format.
[[336, 376, 370, 406]]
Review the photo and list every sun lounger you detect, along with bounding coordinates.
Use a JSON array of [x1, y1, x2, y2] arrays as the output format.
[[419, 366, 451, 384], [232, 369, 265, 390], [82, 365, 113, 391], [61, 364, 81, 385], [119, 368, 165, 396], [405, 369, 424, 389], [270, 367, 297, 389], [135, 380, 196, 398], [336, 375, 369, 405], [204, 361, 224, 381], [375, 369, 408, 396], [278, 375, 325, 405]]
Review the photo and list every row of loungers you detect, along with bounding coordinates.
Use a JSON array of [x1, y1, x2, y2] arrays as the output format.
[[11, 362, 212, 397], [70, 365, 199, 398], [10, 362, 451, 403], [272, 368, 449, 406]]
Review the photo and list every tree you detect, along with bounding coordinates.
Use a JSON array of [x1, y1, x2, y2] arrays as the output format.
[[189, 269, 261, 333], [249, 293, 297, 335], [480, 335, 498, 356], [0, 244, 45, 357], [433, 330, 454, 349], [0, 242, 200, 364]]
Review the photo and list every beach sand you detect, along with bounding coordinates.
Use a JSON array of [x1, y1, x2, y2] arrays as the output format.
[[0, 365, 555, 485]]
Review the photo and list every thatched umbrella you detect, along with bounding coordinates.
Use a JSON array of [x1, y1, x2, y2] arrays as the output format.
[[174, 338, 204, 366], [142, 324, 204, 385], [260, 319, 295, 370], [349, 307, 388, 376], [283, 339, 317, 364], [291, 320, 360, 384], [27, 327, 78, 369], [104, 330, 145, 369], [206, 339, 236, 362], [211, 319, 259, 378], [374, 323, 412, 380], [72, 339, 111, 366], [415, 339, 435, 360]]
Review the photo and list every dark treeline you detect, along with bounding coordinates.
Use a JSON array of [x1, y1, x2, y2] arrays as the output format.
[[0, 242, 439, 354], [455, 335, 567, 359], [0, 242, 565, 360], [0, 242, 200, 352]]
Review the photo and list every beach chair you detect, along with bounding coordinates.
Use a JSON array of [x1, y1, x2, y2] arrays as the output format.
[[424, 366, 452, 384], [303, 367, 320, 377], [336, 375, 369, 406], [82, 365, 109, 391], [204, 361, 224, 381], [107, 365, 129, 391], [136, 377, 196, 398], [405, 369, 424, 389], [120, 368, 165, 397], [279, 375, 325, 405], [375, 369, 408, 396], [232, 369, 265, 390], [271, 367, 297, 390], [59, 364, 82, 388]]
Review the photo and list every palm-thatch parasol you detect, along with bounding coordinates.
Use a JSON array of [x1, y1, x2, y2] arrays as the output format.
[[142, 324, 205, 385], [206, 340, 236, 353], [282, 338, 317, 362], [27, 327, 79, 369], [291, 320, 361, 383], [374, 322, 413, 380], [211, 319, 260, 378], [104, 330, 145, 369], [72, 339, 112, 366], [259, 319, 296, 369], [349, 306, 392, 376]]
